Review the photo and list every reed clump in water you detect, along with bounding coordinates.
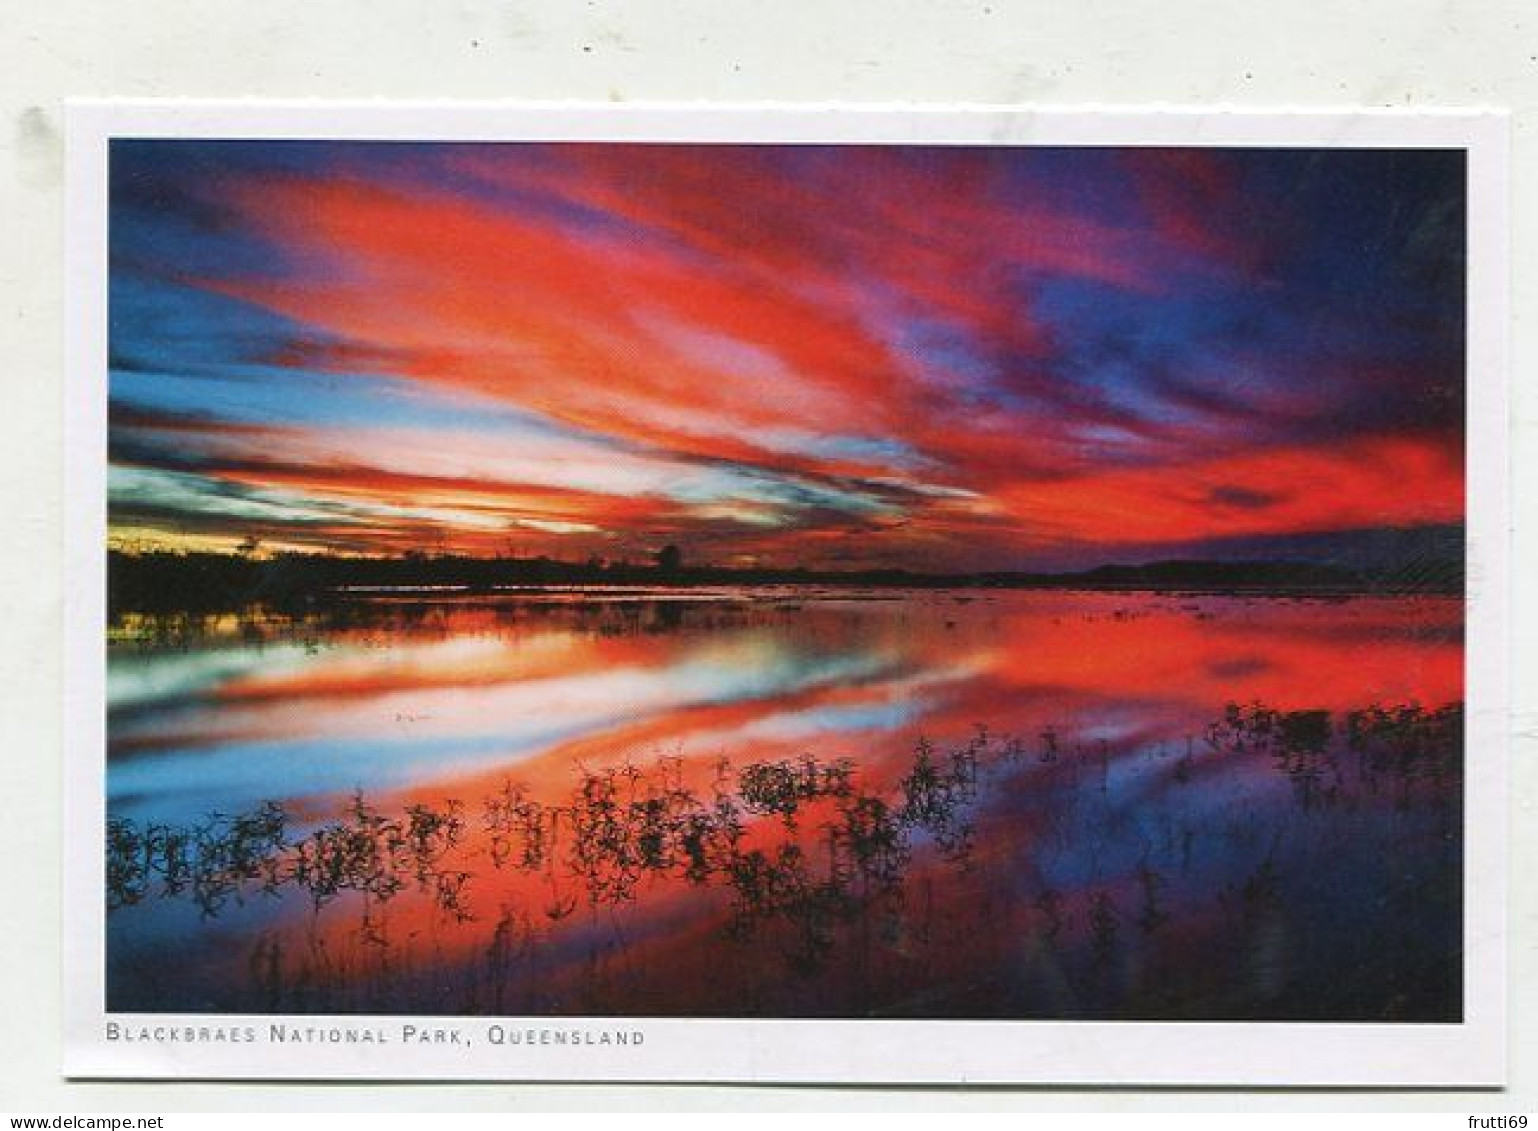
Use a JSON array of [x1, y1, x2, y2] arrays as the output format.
[[106, 699, 1463, 1018]]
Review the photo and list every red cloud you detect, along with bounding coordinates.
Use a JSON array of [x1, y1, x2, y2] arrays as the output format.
[[127, 147, 1463, 566]]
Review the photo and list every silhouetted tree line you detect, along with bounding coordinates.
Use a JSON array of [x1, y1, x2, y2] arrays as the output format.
[[107, 547, 1464, 615], [107, 734, 989, 978]]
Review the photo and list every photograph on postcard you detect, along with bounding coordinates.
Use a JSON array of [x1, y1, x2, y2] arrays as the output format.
[[64, 106, 1507, 1083]]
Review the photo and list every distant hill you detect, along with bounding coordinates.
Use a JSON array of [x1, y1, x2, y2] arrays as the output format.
[[1058, 557, 1463, 594]]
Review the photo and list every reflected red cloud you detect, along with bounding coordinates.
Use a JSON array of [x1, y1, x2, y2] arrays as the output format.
[[113, 594, 1459, 783], [117, 593, 1462, 1014]]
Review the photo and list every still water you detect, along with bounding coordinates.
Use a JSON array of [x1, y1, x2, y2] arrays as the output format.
[[106, 589, 1463, 1020]]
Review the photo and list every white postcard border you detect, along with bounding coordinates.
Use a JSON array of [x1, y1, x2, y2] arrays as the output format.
[[62, 101, 1510, 1085]]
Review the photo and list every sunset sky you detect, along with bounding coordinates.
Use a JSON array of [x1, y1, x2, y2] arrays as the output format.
[[107, 141, 1465, 571]]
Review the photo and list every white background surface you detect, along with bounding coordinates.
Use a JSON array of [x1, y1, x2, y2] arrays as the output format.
[[3, 0, 1534, 1112]]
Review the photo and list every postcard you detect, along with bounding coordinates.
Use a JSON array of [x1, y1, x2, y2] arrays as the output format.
[[62, 103, 1508, 1084]]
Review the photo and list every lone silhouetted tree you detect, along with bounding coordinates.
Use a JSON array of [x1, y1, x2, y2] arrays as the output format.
[[655, 544, 683, 575]]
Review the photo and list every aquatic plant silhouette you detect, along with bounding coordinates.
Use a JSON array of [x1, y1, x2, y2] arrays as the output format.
[[1347, 702, 1463, 806], [106, 733, 990, 967], [899, 732, 981, 858], [106, 699, 1463, 1018], [738, 755, 855, 828]]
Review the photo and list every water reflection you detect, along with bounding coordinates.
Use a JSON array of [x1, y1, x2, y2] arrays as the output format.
[[106, 591, 1463, 1019]]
